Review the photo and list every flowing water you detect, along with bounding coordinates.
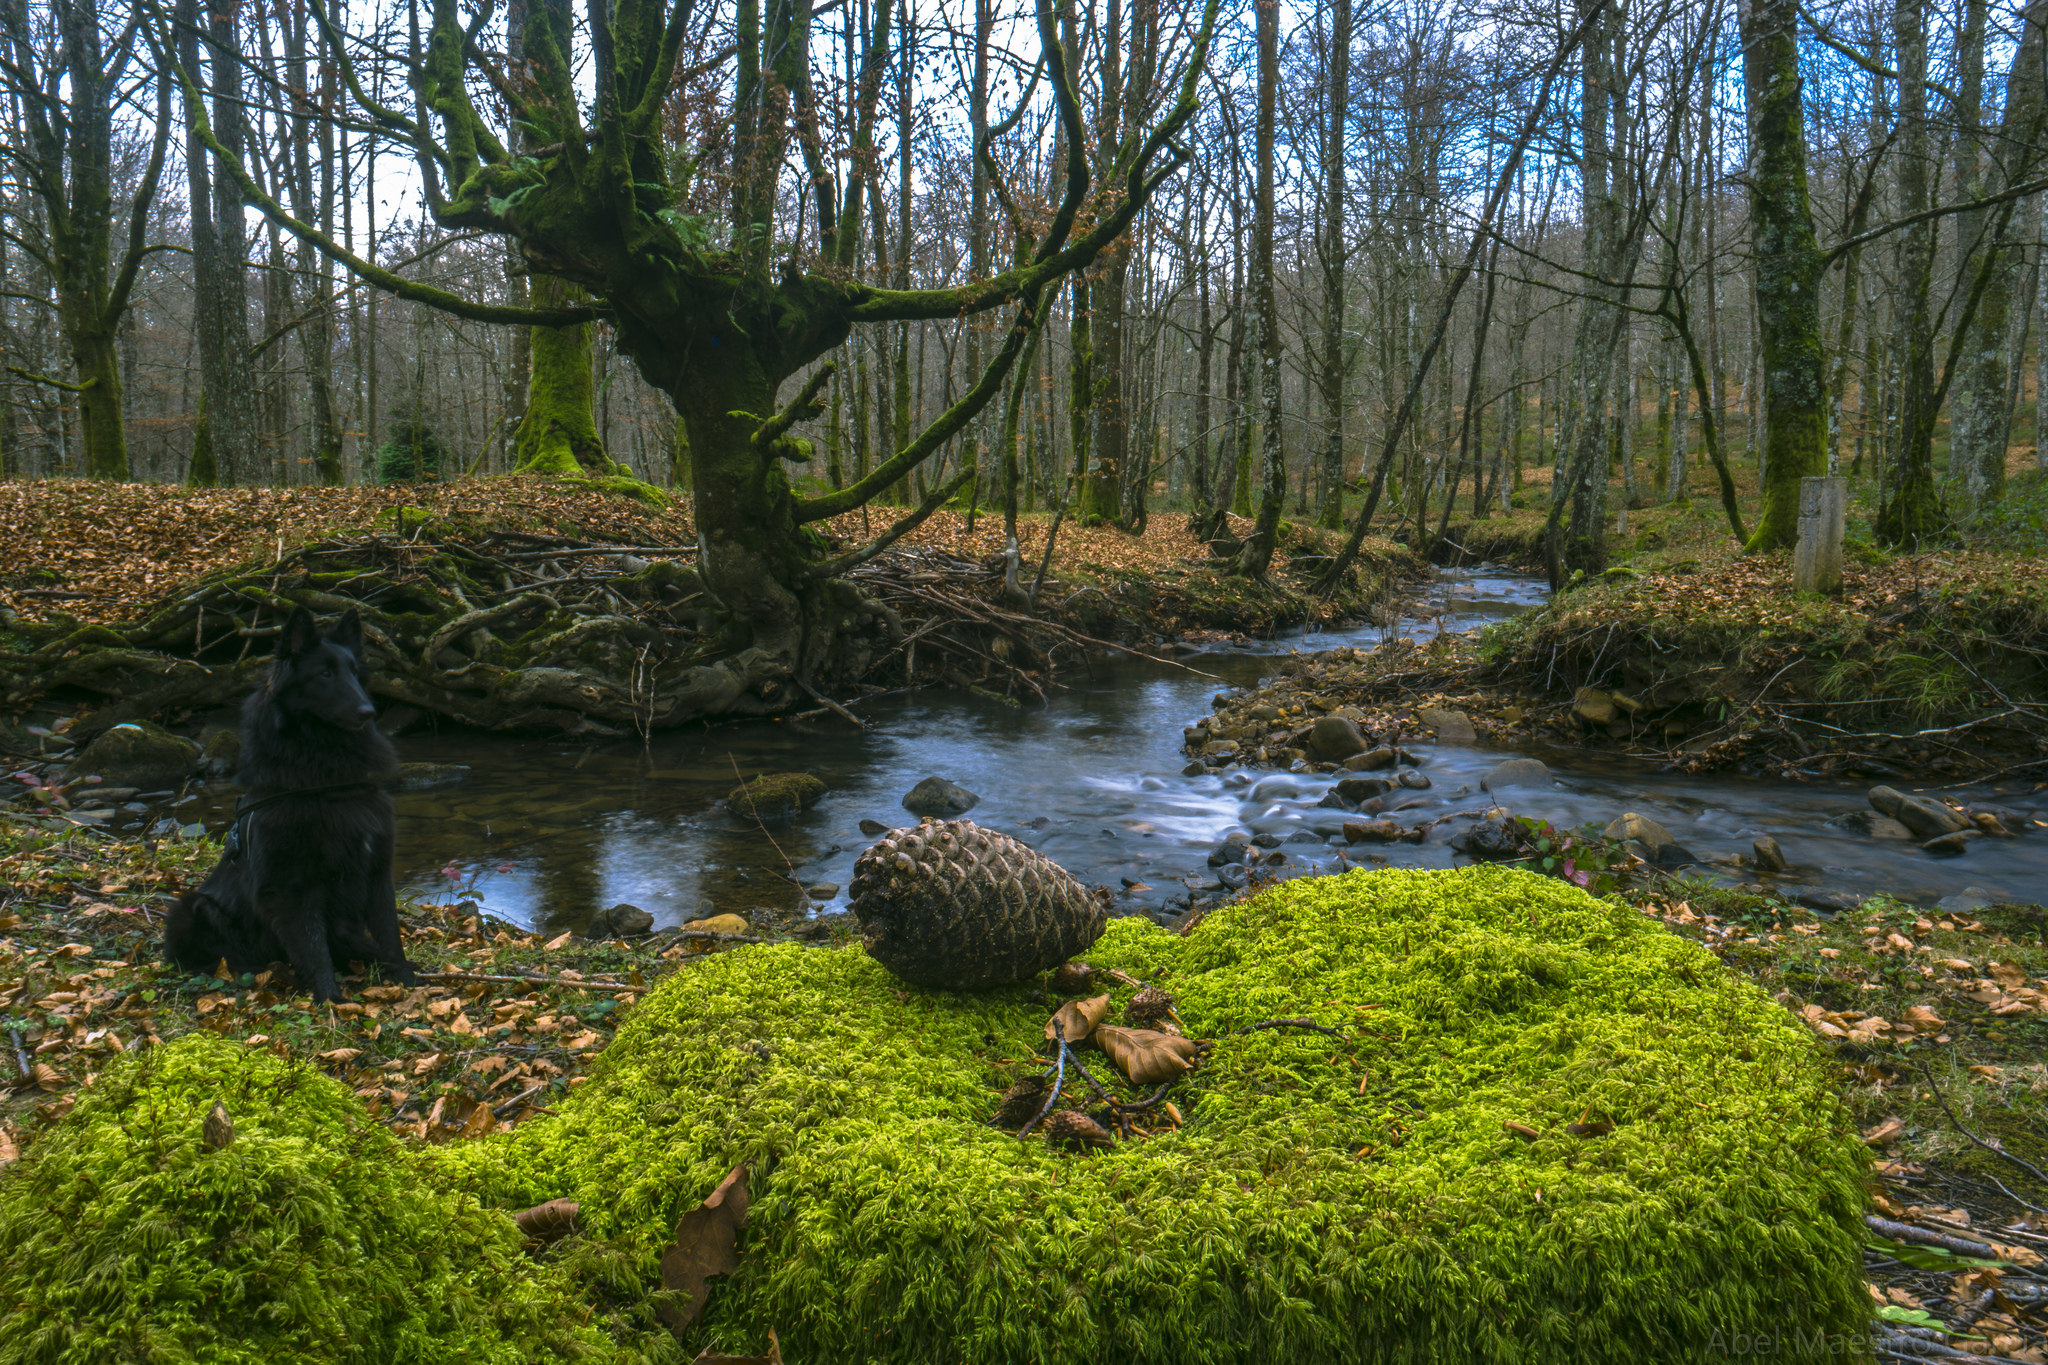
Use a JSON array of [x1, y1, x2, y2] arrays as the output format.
[[165, 569, 2048, 929]]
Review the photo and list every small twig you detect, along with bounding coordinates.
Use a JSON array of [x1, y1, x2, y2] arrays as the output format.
[[795, 676, 868, 729], [1865, 1214, 2007, 1262], [1917, 1059, 2048, 1188], [1228, 1018, 1347, 1040], [491, 1082, 549, 1119], [1018, 1024, 1068, 1139]]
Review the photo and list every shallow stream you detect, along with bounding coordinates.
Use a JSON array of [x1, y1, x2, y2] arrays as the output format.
[[175, 569, 2048, 929]]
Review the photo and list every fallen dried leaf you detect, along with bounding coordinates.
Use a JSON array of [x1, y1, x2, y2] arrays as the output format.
[[1863, 1117, 1906, 1146], [1503, 1121, 1539, 1142], [657, 1166, 751, 1335], [0, 1127, 16, 1167], [1093, 1025, 1199, 1085], [1903, 1005, 1945, 1028], [1045, 994, 1111, 1046]]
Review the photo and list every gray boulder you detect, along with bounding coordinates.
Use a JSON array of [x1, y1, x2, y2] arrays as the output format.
[[586, 902, 655, 938], [70, 721, 200, 791], [1752, 836, 1788, 873], [1397, 770, 1431, 790], [1868, 786, 1969, 840], [1481, 757, 1552, 793], [1342, 747, 1397, 771], [1603, 812, 1674, 856], [1306, 716, 1368, 762], [902, 775, 980, 818], [1415, 707, 1476, 744], [1336, 775, 1396, 805]]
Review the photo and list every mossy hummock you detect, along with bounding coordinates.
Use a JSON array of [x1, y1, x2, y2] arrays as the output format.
[[0, 1034, 638, 1364], [439, 865, 1872, 1363]]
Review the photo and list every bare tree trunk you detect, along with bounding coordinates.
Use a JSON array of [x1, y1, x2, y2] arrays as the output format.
[[1313, 0, 1353, 531], [179, 0, 261, 485], [1876, 0, 1945, 544], [1232, 0, 1284, 577]]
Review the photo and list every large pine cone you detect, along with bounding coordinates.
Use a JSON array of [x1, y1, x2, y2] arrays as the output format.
[[849, 819, 1105, 990]]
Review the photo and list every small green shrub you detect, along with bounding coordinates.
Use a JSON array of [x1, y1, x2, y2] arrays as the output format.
[[375, 410, 449, 485]]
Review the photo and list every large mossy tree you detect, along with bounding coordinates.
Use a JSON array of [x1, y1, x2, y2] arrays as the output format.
[[1738, 0, 1826, 553], [180, 0, 1217, 714]]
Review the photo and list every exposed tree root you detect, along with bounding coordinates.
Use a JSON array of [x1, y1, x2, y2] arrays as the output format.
[[0, 528, 1212, 736]]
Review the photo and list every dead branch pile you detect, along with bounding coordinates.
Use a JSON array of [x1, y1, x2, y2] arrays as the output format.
[[0, 528, 1184, 738]]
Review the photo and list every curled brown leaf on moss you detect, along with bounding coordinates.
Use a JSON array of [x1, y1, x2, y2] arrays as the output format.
[[1045, 994, 1110, 1046], [657, 1165, 751, 1335], [1093, 1026, 1200, 1086]]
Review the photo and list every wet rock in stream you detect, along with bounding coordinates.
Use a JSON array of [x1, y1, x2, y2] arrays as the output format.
[[1481, 757, 1552, 792], [902, 775, 980, 817], [1868, 785, 1970, 841], [1306, 716, 1368, 762]]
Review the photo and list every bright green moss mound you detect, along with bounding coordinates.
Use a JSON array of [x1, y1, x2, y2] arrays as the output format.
[[440, 866, 1872, 1364], [0, 1034, 634, 1365]]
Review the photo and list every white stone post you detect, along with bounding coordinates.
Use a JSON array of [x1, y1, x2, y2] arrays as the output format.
[[1792, 475, 1847, 594]]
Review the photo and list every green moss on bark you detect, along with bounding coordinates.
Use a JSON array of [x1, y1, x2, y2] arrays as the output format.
[[1740, 0, 1827, 553], [515, 277, 616, 479]]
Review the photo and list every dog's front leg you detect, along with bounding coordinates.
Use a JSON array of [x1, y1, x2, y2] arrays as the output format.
[[366, 856, 417, 985], [265, 893, 343, 1002]]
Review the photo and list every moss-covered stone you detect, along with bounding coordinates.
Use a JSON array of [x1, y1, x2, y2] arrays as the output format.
[[0, 1034, 641, 1363], [436, 866, 1872, 1363], [69, 719, 200, 790], [723, 771, 826, 819]]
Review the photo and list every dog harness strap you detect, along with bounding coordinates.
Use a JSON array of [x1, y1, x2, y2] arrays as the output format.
[[221, 780, 388, 860]]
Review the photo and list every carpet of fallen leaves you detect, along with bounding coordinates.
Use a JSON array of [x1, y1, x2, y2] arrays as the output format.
[[0, 477, 1295, 631], [1633, 877, 2048, 1360], [0, 814, 803, 1159], [0, 478, 701, 626]]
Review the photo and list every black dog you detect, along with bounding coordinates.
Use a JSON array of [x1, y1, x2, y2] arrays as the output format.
[[165, 607, 417, 1002]]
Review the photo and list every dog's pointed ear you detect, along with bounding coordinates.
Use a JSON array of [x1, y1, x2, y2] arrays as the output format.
[[280, 607, 321, 658], [327, 609, 364, 660]]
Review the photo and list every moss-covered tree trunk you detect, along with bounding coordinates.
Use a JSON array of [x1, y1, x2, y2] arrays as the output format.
[[1875, 0, 1946, 546], [1738, 0, 1827, 552], [513, 277, 612, 476], [66, 330, 128, 479]]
